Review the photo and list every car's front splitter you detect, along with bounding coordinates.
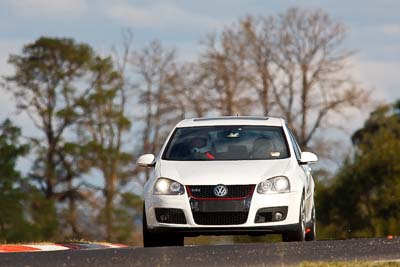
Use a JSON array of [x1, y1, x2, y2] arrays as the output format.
[[148, 224, 300, 237]]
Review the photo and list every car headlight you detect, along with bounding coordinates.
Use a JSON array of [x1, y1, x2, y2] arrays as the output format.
[[153, 178, 185, 195], [257, 176, 290, 194]]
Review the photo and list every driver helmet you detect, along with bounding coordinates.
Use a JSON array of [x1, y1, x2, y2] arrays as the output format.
[[190, 136, 210, 153]]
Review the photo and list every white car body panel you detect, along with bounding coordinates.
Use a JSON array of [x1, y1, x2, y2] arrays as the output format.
[[142, 116, 316, 235]]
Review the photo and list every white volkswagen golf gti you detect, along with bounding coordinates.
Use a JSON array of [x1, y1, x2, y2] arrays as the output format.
[[137, 116, 318, 247]]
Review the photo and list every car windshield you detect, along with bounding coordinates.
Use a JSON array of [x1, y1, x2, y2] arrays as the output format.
[[162, 125, 289, 161]]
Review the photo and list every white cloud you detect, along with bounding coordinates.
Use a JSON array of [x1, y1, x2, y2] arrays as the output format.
[[351, 57, 400, 103], [3, 0, 88, 19], [105, 2, 223, 30], [380, 24, 400, 36]]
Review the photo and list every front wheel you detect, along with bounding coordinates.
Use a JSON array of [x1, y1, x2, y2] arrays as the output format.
[[282, 198, 306, 242], [143, 207, 184, 247]]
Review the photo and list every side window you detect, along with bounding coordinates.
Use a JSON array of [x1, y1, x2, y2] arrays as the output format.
[[287, 128, 301, 161]]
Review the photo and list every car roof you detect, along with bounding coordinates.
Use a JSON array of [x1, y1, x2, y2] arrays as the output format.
[[176, 116, 285, 128]]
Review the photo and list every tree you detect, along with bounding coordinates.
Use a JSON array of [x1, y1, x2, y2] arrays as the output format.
[[272, 8, 369, 148], [198, 30, 254, 116], [170, 63, 212, 118], [132, 41, 182, 158], [76, 56, 134, 242], [352, 100, 400, 147], [4, 37, 97, 237], [0, 119, 32, 242], [317, 101, 400, 239], [240, 15, 277, 116], [197, 8, 369, 150]]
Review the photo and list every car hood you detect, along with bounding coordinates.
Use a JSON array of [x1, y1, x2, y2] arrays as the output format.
[[158, 159, 291, 185]]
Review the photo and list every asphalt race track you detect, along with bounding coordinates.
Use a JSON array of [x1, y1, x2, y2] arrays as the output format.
[[1, 238, 400, 267]]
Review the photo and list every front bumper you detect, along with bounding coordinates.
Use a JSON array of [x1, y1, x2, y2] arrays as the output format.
[[145, 189, 303, 235]]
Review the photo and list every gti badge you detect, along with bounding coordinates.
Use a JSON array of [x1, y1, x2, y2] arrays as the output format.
[[213, 184, 228, 197]]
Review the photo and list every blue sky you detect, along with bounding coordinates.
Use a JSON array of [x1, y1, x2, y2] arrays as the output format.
[[0, 0, 400, 130]]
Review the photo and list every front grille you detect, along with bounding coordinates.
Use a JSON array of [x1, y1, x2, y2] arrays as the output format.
[[193, 212, 248, 225], [155, 208, 187, 224], [187, 185, 255, 199]]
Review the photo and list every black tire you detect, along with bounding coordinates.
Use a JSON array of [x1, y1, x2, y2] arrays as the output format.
[[142, 207, 184, 247], [282, 198, 306, 242], [305, 206, 316, 241]]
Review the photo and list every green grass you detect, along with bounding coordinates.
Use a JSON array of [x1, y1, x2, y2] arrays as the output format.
[[300, 261, 400, 267]]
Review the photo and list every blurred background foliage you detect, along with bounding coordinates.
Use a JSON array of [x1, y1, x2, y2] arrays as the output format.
[[317, 101, 400, 240], [0, 7, 397, 245]]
